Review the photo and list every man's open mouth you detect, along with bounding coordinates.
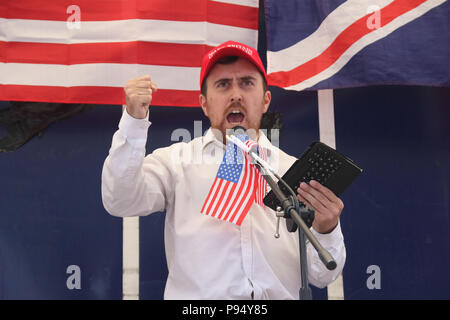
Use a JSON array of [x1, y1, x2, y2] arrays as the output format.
[[226, 110, 245, 124]]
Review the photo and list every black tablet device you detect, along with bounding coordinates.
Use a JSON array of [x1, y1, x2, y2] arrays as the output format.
[[263, 141, 363, 211]]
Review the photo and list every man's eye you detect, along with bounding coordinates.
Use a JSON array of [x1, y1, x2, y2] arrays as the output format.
[[217, 81, 229, 88], [242, 80, 254, 86]]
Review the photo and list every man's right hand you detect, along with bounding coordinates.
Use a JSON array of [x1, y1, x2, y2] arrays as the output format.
[[124, 75, 158, 119]]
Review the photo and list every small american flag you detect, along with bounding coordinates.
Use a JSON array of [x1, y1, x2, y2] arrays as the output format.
[[201, 134, 267, 226], [244, 139, 267, 209]]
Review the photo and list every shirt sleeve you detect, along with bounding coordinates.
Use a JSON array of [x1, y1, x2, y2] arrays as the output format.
[[101, 108, 173, 217], [306, 220, 346, 288]]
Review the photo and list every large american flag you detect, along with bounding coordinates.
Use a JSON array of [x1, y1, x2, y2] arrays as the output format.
[[0, 0, 259, 106], [265, 0, 449, 91], [201, 134, 267, 226]]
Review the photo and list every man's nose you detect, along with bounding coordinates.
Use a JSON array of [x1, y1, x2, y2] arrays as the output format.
[[230, 83, 242, 103]]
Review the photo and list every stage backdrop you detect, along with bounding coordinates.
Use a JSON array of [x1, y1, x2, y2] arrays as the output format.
[[1, 0, 449, 299], [1, 84, 449, 299]]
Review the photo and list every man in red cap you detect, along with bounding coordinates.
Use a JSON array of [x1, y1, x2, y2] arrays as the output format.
[[102, 41, 346, 299], [198, 41, 271, 144]]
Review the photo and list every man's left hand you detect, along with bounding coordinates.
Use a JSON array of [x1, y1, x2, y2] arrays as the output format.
[[297, 180, 344, 234]]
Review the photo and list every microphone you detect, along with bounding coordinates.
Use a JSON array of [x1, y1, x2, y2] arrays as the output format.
[[230, 125, 246, 134], [227, 126, 275, 175]]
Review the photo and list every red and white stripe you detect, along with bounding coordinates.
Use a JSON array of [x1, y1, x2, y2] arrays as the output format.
[[245, 139, 267, 209], [201, 148, 257, 226], [267, 0, 446, 91], [0, 0, 259, 106]]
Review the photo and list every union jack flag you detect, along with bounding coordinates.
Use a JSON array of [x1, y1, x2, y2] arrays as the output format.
[[265, 0, 449, 91], [201, 134, 267, 226]]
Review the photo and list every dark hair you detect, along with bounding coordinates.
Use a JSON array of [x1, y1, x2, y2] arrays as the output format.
[[201, 56, 268, 96]]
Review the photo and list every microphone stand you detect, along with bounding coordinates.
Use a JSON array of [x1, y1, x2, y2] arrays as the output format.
[[254, 163, 337, 300], [226, 131, 336, 300]]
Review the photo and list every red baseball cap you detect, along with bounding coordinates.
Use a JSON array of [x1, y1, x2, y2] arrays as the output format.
[[199, 40, 267, 89]]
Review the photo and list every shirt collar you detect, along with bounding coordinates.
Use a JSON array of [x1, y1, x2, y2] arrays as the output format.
[[202, 128, 224, 151]]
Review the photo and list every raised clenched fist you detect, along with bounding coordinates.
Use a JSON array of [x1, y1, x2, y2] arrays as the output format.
[[124, 75, 158, 119]]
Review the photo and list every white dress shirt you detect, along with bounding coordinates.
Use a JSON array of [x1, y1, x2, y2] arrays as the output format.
[[101, 109, 346, 300]]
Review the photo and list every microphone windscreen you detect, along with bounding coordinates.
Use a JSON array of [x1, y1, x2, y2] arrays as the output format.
[[231, 126, 261, 155], [231, 126, 247, 136]]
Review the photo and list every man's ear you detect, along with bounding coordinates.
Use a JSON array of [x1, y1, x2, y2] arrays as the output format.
[[199, 94, 208, 117], [263, 90, 271, 113]]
